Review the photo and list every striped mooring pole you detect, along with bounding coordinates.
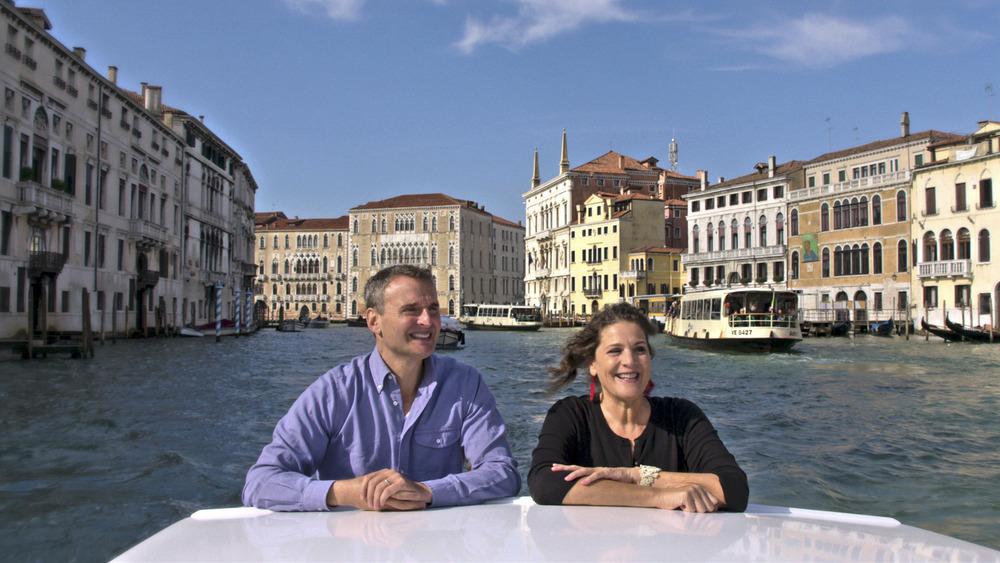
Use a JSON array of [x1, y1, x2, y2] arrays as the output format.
[[235, 288, 242, 337], [245, 290, 252, 334], [215, 281, 222, 342]]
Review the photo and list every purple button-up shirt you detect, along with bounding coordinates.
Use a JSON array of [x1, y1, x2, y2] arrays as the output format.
[[242, 347, 521, 511]]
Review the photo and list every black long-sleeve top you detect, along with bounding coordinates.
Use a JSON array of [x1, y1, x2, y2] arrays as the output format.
[[528, 395, 749, 511]]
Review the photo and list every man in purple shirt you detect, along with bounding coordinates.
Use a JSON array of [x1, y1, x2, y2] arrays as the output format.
[[243, 265, 521, 511]]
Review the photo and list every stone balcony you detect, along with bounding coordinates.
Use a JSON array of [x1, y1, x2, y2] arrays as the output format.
[[620, 270, 647, 279], [129, 218, 168, 249], [917, 259, 971, 279], [16, 180, 74, 224], [684, 245, 785, 266], [28, 251, 67, 278]]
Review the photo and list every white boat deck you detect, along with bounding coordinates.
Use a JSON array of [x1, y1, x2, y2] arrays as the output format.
[[112, 497, 999, 562]]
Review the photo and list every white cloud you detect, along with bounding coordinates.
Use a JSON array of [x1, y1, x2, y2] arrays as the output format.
[[283, 0, 367, 21], [726, 13, 913, 68], [455, 0, 639, 54]]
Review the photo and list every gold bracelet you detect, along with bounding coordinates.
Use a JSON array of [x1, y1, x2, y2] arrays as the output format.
[[638, 465, 661, 486]]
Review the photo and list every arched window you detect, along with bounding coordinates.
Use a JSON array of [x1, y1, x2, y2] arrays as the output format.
[[705, 223, 713, 252], [873, 242, 883, 274], [940, 229, 954, 261], [731, 219, 739, 249], [422, 215, 428, 231], [923, 232, 938, 262], [978, 229, 991, 262], [352, 219, 358, 234], [957, 228, 971, 260], [791, 251, 800, 280], [449, 247, 455, 265], [897, 240, 908, 273], [822, 248, 830, 277], [352, 248, 359, 267], [284, 259, 290, 274], [872, 195, 882, 225], [271, 259, 278, 274], [273, 235, 278, 249], [259, 236, 265, 249], [432, 216, 438, 231], [860, 196, 869, 226], [692, 225, 700, 253], [718, 221, 726, 251], [860, 243, 869, 275], [759, 215, 767, 247], [821, 203, 830, 231], [449, 275, 455, 290], [833, 201, 843, 230], [896, 190, 907, 222], [790, 209, 799, 236], [371, 248, 377, 265], [323, 234, 329, 248], [284, 235, 290, 249], [744, 217, 753, 248], [775, 213, 784, 245], [449, 216, 455, 231]]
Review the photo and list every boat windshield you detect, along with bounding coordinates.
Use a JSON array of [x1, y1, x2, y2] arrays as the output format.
[[723, 291, 799, 328], [511, 307, 541, 322]]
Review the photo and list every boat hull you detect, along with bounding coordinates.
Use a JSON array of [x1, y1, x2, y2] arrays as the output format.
[[944, 317, 998, 343], [669, 332, 800, 352], [921, 318, 960, 341], [463, 323, 542, 331], [111, 497, 1000, 562]]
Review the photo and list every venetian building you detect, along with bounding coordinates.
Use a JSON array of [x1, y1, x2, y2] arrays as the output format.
[[523, 130, 698, 318], [347, 193, 524, 317], [911, 120, 1000, 329], [0, 5, 257, 340], [625, 246, 686, 298], [568, 192, 665, 315], [788, 113, 960, 323], [253, 212, 348, 322], [684, 157, 805, 292]]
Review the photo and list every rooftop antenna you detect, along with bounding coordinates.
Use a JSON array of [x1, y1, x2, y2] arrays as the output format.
[[668, 136, 678, 172]]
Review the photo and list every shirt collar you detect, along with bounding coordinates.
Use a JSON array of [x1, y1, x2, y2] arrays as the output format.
[[367, 346, 438, 393]]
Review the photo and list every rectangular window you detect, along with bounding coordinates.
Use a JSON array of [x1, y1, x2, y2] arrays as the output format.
[[117, 239, 125, 270], [2, 125, 12, 179], [955, 183, 966, 212], [717, 196, 725, 208], [691, 201, 700, 212], [838, 170, 846, 182], [96, 291, 105, 311], [773, 185, 784, 198], [0, 210, 11, 255], [822, 173, 830, 185], [874, 292, 883, 311], [757, 188, 767, 202], [61, 290, 70, 313], [980, 179, 994, 209], [925, 187, 936, 215], [0, 286, 9, 312], [742, 191, 752, 204], [923, 286, 938, 308], [979, 293, 992, 315], [955, 285, 971, 308], [97, 234, 106, 268], [84, 231, 92, 267]]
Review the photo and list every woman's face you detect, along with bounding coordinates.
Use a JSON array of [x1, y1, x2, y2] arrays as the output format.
[[589, 321, 652, 404]]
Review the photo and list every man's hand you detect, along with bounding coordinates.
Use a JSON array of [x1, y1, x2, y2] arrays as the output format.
[[328, 469, 433, 511]]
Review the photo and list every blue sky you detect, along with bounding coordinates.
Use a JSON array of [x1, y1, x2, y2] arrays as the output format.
[[31, 0, 1000, 225]]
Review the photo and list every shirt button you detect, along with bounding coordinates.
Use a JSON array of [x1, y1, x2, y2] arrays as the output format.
[[436, 438, 442, 444], [393, 401, 398, 406]]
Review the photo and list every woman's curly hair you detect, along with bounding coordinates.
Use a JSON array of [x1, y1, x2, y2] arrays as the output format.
[[548, 302, 657, 393]]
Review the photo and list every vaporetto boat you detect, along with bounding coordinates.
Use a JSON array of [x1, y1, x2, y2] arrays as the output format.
[[665, 288, 802, 352], [110, 497, 1000, 561], [459, 304, 543, 331]]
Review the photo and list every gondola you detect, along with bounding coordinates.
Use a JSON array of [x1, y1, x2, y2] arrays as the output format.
[[871, 318, 894, 337], [944, 316, 998, 343], [920, 318, 961, 342]]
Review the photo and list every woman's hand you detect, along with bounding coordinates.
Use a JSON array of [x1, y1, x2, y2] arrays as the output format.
[[551, 463, 638, 486], [655, 484, 720, 513]]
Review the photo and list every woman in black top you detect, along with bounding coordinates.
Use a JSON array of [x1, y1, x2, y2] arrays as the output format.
[[528, 303, 748, 512]]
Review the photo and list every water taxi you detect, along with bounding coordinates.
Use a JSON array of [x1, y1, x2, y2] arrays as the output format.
[[437, 315, 466, 350], [459, 304, 543, 331], [665, 288, 802, 352]]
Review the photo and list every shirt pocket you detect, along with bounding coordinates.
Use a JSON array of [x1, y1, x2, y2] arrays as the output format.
[[413, 427, 461, 449]]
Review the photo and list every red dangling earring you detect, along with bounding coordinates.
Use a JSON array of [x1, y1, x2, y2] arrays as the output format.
[[589, 375, 596, 401], [644, 380, 654, 398]]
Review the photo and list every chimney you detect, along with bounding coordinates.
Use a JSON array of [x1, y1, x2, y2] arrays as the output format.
[[768, 155, 776, 178], [72, 47, 86, 61], [199, 116, 205, 123], [576, 204, 584, 223], [108, 66, 118, 85], [618, 155, 625, 169], [698, 170, 707, 191], [145, 86, 162, 113], [140, 82, 147, 96], [718, 177, 725, 184], [901, 111, 910, 137]]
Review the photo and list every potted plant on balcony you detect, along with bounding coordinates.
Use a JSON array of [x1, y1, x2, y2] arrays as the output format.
[[702, 279, 712, 287], [740, 276, 750, 286], [754, 276, 767, 285], [772, 275, 784, 283]]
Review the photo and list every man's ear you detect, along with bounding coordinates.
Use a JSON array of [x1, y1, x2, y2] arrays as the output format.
[[365, 308, 380, 336]]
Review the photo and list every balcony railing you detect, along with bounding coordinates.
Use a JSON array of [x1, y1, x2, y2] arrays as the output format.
[[917, 259, 971, 279], [789, 170, 912, 202], [620, 270, 646, 279], [583, 288, 603, 298], [28, 251, 67, 277], [137, 269, 160, 290], [17, 180, 75, 219], [129, 218, 168, 247], [683, 245, 785, 266]]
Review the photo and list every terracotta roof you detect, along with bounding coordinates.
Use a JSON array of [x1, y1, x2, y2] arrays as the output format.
[[806, 130, 962, 165], [350, 193, 467, 211], [708, 160, 806, 189], [663, 199, 686, 206], [492, 215, 524, 229], [573, 151, 661, 174], [256, 215, 349, 231]]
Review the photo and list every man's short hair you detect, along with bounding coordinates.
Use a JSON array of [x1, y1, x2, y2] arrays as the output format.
[[364, 265, 435, 313]]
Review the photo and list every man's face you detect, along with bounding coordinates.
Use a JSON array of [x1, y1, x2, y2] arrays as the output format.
[[368, 276, 441, 367]]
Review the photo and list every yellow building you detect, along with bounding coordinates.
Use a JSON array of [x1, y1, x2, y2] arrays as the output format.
[[569, 193, 665, 315], [623, 246, 685, 298], [912, 120, 1000, 329], [788, 114, 960, 325], [253, 212, 349, 322]]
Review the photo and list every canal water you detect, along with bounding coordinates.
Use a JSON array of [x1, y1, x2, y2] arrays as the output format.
[[1, 327, 999, 561]]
